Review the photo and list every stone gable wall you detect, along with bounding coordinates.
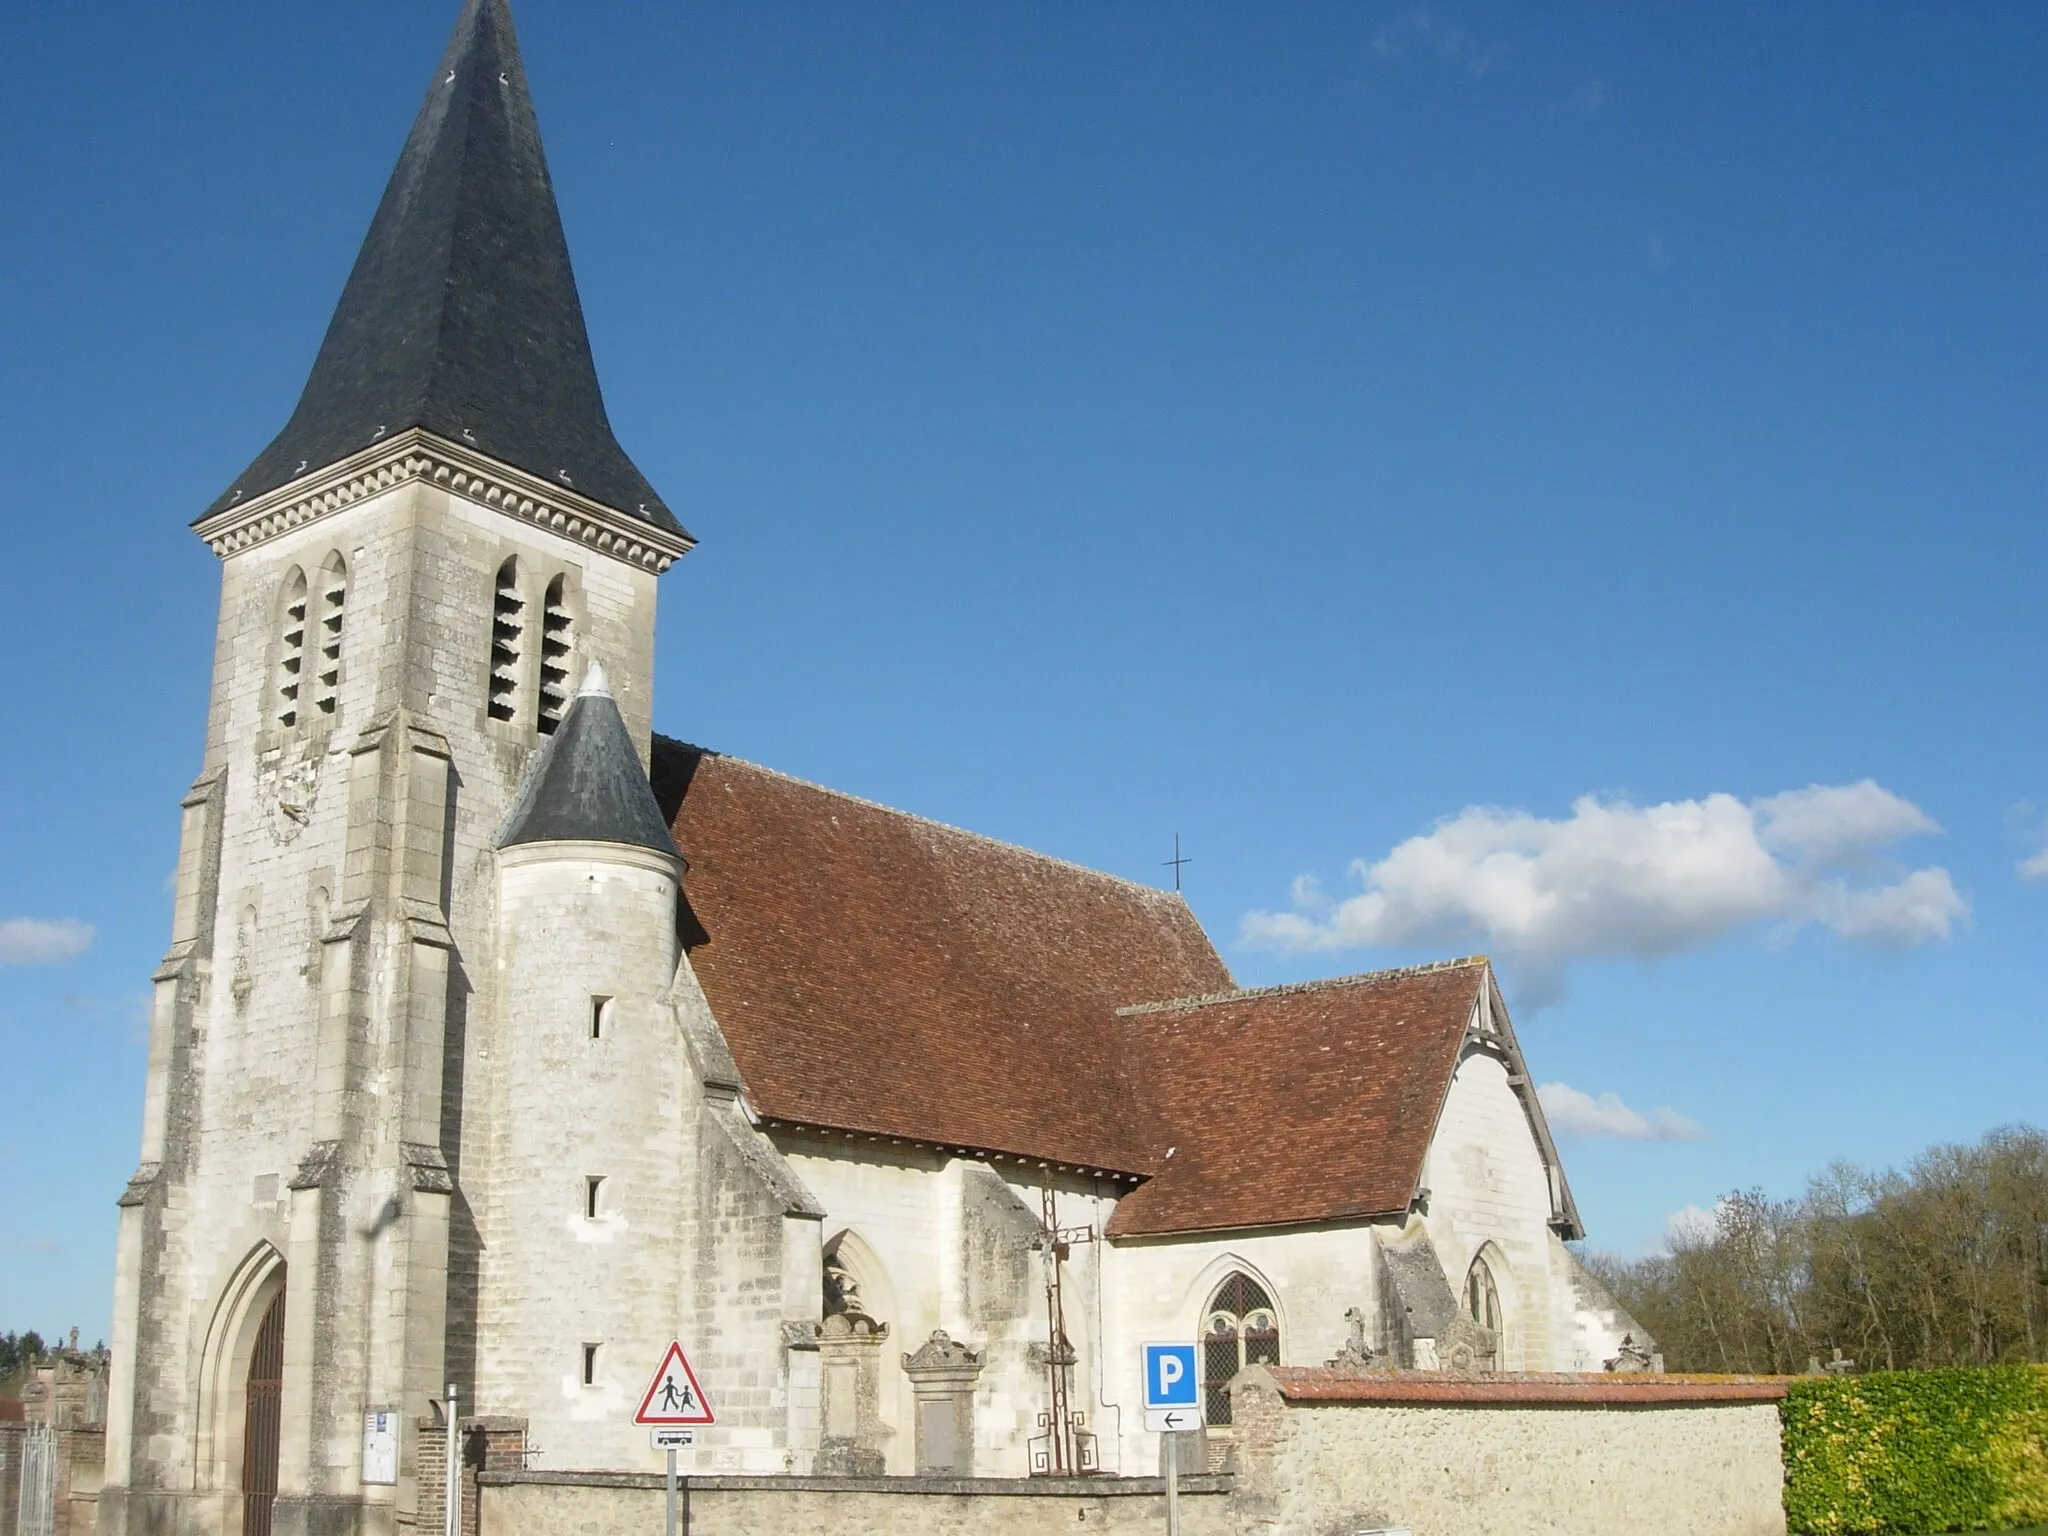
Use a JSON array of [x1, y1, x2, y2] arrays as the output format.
[[1422, 1049, 1570, 1369]]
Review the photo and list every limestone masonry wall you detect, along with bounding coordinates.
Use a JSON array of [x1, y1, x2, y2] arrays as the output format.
[[478, 1471, 1238, 1536], [1231, 1367, 1789, 1536]]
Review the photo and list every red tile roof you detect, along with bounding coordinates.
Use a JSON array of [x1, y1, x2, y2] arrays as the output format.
[[657, 743, 1231, 1174], [655, 741, 1491, 1235], [1106, 964, 1483, 1237], [1257, 1367, 1790, 1404]]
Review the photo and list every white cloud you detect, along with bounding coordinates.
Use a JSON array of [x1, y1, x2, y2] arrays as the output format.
[[1538, 1082, 1704, 1142], [1663, 1203, 1717, 1247], [1753, 780, 1937, 866], [1240, 780, 1964, 1000], [0, 918, 94, 967], [2021, 845, 2048, 882], [1371, 8, 1496, 75]]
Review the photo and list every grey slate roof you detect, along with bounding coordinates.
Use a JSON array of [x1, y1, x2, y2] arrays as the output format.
[[204, 0, 683, 536], [495, 672, 678, 855]]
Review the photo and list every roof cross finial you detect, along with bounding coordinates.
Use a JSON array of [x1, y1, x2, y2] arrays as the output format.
[[1164, 833, 1191, 893]]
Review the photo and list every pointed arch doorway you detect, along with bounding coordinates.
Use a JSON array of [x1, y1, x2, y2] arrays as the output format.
[[241, 1286, 286, 1536]]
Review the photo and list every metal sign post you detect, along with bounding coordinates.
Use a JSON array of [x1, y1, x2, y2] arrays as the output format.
[[636, 1342, 715, 1536], [1141, 1344, 1199, 1536], [648, 1428, 697, 1536], [443, 1383, 459, 1536]]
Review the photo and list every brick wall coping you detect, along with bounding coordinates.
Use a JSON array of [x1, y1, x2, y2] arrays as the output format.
[[1260, 1368, 1791, 1405], [478, 1470, 1233, 1497]]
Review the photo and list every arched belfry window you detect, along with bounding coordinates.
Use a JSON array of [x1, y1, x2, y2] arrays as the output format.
[[275, 569, 308, 729], [1201, 1273, 1279, 1427], [1463, 1254, 1503, 1370], [537, 574, 573, 734], [313, 553, 346, 718], [488, 558, 524, 723]]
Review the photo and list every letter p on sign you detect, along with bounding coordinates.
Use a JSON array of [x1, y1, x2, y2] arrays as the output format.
[[1143, 1343, 1199, 1409]]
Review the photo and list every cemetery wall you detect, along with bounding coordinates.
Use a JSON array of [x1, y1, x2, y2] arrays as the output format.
[[477, 1469, 1237, 1535], [1231, 1366, 1789, 1536], [478, 1368, 1789, 1536]]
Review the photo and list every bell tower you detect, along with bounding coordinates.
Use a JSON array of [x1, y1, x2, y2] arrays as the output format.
[[100, 5, 691, 1533]]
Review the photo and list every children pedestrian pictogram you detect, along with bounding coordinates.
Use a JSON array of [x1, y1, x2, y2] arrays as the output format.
[[634, 1341, 715, 1425]]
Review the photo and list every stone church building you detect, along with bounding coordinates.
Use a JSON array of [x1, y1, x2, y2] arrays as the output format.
[[101, 3, 1646, 1532]]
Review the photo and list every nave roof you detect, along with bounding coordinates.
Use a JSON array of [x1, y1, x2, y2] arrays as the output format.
[[655, 740, 1537, 1238]]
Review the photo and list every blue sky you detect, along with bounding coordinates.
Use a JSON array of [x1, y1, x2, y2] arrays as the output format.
[[2, 2, 2044, 1341]]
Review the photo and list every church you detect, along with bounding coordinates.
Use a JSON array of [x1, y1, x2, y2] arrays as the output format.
[[100, 4, 1646, 1533]]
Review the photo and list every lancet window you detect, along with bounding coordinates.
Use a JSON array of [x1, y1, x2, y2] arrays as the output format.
[[275, 569, 308, 729], [488, 558, 524, 722], [313, 553, 347, 717], [1201, 1272, 1279, 1426], [1463, 1254, 1503, 1370], [537, 574, 573, 734]]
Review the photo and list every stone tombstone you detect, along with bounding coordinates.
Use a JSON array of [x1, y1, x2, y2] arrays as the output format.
[[813, 1313, 891, 1476], [900, 1330, 983, 1477]]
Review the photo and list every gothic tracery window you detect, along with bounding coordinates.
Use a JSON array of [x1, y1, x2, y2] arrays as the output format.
[[1464, 1254, 1503, 1370], [1201, 1273, 1279, 1426], [275, 569, 308, 729]]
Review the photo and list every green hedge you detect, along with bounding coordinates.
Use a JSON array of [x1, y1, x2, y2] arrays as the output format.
[[1783, 1365, 2048, 1534]]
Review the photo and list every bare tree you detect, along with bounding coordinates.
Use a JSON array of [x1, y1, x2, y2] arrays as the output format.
[[1584, 1124, 2048, 1373]]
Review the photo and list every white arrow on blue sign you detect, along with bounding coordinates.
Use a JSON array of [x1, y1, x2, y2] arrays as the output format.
[[1142, 1341, 1199, 1432]]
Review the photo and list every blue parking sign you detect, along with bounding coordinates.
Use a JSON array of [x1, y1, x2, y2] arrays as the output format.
[[1143, 1342, 1199, 1409]]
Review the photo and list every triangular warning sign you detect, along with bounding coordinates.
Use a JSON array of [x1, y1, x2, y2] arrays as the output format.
[[635, 1340, 715, 1425]]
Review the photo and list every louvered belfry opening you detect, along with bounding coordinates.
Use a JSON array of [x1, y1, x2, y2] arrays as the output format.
[[489, 558, 524, 722], [314, 555, 347, 716], [277, 570, 308, 728], [241, 1285, 287, 1536], [537, 574, 572, 733]]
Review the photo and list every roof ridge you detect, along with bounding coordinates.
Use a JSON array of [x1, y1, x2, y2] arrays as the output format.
[[1115, 956, 1489, 1017], [657, 737, 1202, 911]]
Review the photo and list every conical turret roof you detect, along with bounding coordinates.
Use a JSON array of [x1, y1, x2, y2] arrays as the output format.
[[206, 0, 682, 535], [495, 662, 679, 855]]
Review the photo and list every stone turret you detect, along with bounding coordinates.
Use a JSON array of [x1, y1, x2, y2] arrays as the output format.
[[479, 662, 687, 1468]]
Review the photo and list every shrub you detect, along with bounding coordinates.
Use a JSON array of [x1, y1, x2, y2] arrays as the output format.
[[1783, 1365, 2048, 1534]]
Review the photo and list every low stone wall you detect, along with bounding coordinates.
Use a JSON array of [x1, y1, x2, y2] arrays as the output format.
[[479, 1371, 1789, 1536], [478, 1470, 1237, 1535], [1232, 1366, 1790, 1536]]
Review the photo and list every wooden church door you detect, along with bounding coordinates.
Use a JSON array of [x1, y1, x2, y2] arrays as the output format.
[[241, 1287, 286, 1536]]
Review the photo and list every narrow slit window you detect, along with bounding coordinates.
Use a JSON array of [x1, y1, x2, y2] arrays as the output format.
[[581, 1344, 600, 1386], [277, 569, 308, 728], [537, 575, 573, 734], [488, 559, 523, 723], [313, 554, 347, 716], [585, 1177, 604, 1220], [590, 996, 613, 1039]]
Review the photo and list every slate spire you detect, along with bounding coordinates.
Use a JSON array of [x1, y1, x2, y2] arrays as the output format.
[[207, 0, 681, 535], [495, 660, 678, 855]]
